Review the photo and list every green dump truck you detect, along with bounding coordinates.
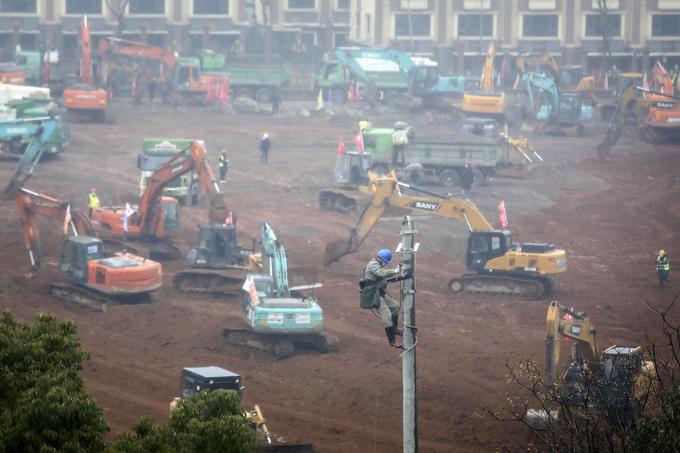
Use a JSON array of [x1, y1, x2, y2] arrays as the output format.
[[137, 138, 203, 205], [199, 50, 290, 103], [338, 119, 539, 187]]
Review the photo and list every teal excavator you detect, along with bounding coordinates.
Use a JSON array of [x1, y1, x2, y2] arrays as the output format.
[[2, 117, 65, 199], [223, 222, 339, 357]]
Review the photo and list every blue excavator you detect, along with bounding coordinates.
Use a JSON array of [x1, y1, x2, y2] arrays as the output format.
[[519, 72, 595, 136], [223, 222, 339, 357], [1, 117, 66, 199]]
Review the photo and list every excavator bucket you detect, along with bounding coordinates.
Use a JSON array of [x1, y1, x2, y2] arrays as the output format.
[[323, 238, 352, 266], [208, 193, 231, 223]]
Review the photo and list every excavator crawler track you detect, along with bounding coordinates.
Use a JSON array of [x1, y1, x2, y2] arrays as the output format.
[[172, 270, 244, 296], [318, 190, 357, 214], [49, 283, 153, 312], [223, 329, 339, 358], [448, 274, 550, 299]]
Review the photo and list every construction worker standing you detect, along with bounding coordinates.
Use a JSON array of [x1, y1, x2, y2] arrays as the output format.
[[656, 249, 670, 286], [88, 187, 100, 218], [259, 133, 271, 164], [218, 149, 229, 183], [461, 163, 474, 196], [359, 249, 402, 348]]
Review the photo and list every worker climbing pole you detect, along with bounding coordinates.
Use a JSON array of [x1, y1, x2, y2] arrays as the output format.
[[399, 215, 418, 453]]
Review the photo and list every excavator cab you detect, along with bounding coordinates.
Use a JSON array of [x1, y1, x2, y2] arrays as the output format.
[[185, 224, 251, 268], [158, 197, 179, 236], [466, 231, 512, 272], [59, 236, 104, 282], [179, 366, 242, 399]]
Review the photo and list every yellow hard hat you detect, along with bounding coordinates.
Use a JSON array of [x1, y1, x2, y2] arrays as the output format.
[[660, 249, 666, 255]]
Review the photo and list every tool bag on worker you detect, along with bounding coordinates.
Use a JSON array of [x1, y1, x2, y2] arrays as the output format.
[[359, 279, 382, 309], [359, 263, 384, 309]]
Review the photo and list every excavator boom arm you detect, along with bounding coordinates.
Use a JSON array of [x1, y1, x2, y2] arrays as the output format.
[[100, 37, 177, 71], [15, 188, 96, 269], [326, 175, 493, 263], [138, 141, 218, 234], [80, 16, 92, 85], [261, 222, 289, 297], [481, 43, 496, 93]]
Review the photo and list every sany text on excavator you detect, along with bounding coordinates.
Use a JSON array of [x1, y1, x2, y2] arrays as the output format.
[[63, 16, 108, 122], [541, 302, 655, 424], [224, 222, 339, 357], [91, 140, 225, 260], [325, 173, 566, 298], [16, 188, 162, 311]]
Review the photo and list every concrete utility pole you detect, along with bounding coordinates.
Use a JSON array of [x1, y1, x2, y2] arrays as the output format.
[[398, 215, 418, 452]]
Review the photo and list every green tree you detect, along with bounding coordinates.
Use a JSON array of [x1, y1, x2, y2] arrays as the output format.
[[0, 311, 109, 452], [109, 390, 257, 453]]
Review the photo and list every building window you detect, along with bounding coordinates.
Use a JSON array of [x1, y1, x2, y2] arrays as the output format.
[[288, 0, 315, 9], [395, 14, 431, 37], [65, 0, 102, 14], [585, 14, 621, 37], [337, 0, 349, 10], [458, 14, 493, 37], [652, 15, 680, 37], [193, 0, 229, 15], [0, 0, 36, 13], [130, 0, 164, 14], [463, 0, 490, 9], [366, 14, 371, 34], [522, 14, 558, 37]]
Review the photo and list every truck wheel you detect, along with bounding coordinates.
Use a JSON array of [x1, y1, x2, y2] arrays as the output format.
[[235, 88, 254, 100], [331, 87, 346, 104], [255, 88, 273, 104], [472, 168, 485, 185], [439, 169, 459, 187]]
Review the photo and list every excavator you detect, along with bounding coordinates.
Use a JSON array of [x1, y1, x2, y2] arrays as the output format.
[[172, 223, 262, 295], [15, 187, 162, 311], [62, 16, 108, 122], [91, 140, 225, 260], [462, 43, 507, 121], [325, 174, 566, 298], [98, 37, 228, 106], [2, 118, 64, 199], [224, 222, 339, 357], [543, 302, 655, 423], [596, 67, 680, 160]]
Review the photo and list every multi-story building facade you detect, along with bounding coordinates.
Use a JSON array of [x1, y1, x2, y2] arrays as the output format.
[[350, 0, 680, 73], [0, 0, 679, 73], [0, 0, 351, 62]]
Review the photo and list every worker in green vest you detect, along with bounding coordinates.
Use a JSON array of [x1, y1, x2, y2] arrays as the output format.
[[656, 249, 670, 286], [218, 149, 229, 183], [88, 187, 100, 218]]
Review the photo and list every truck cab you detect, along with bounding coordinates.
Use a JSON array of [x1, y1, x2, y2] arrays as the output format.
[[137, 139, 201, 205]]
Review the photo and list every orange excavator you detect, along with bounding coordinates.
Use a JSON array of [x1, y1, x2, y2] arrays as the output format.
[[91, 140, 224, 260], [16, 188, 162, 311], [63, 16, 108, 121], [98, 38, 228, 106]]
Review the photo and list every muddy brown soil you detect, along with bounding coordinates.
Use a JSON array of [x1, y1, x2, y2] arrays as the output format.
[[0, 100, 679, 452]]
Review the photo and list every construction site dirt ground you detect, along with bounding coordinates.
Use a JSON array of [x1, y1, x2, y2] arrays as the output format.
[[1, 100, 679, 452]]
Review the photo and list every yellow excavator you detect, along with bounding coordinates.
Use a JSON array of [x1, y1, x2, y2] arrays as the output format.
[[544, 302, 655, 421], [462, 43, 506, 120], [325, 174, 567, 298]]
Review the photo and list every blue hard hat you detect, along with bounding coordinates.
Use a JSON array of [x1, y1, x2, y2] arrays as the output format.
[[377, 249, 392, 263]]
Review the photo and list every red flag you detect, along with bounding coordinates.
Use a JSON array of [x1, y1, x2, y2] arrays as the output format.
[[353, 130, 364, 154], [337, 137, 345, 155], [498, 200, 508, 229]]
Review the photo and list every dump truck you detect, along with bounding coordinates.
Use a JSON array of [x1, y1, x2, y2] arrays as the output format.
[[314, 47, 465, 104], [137, 138, 203, 205], [321, 120, 541, 198], [199, 50, 290, 103]]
